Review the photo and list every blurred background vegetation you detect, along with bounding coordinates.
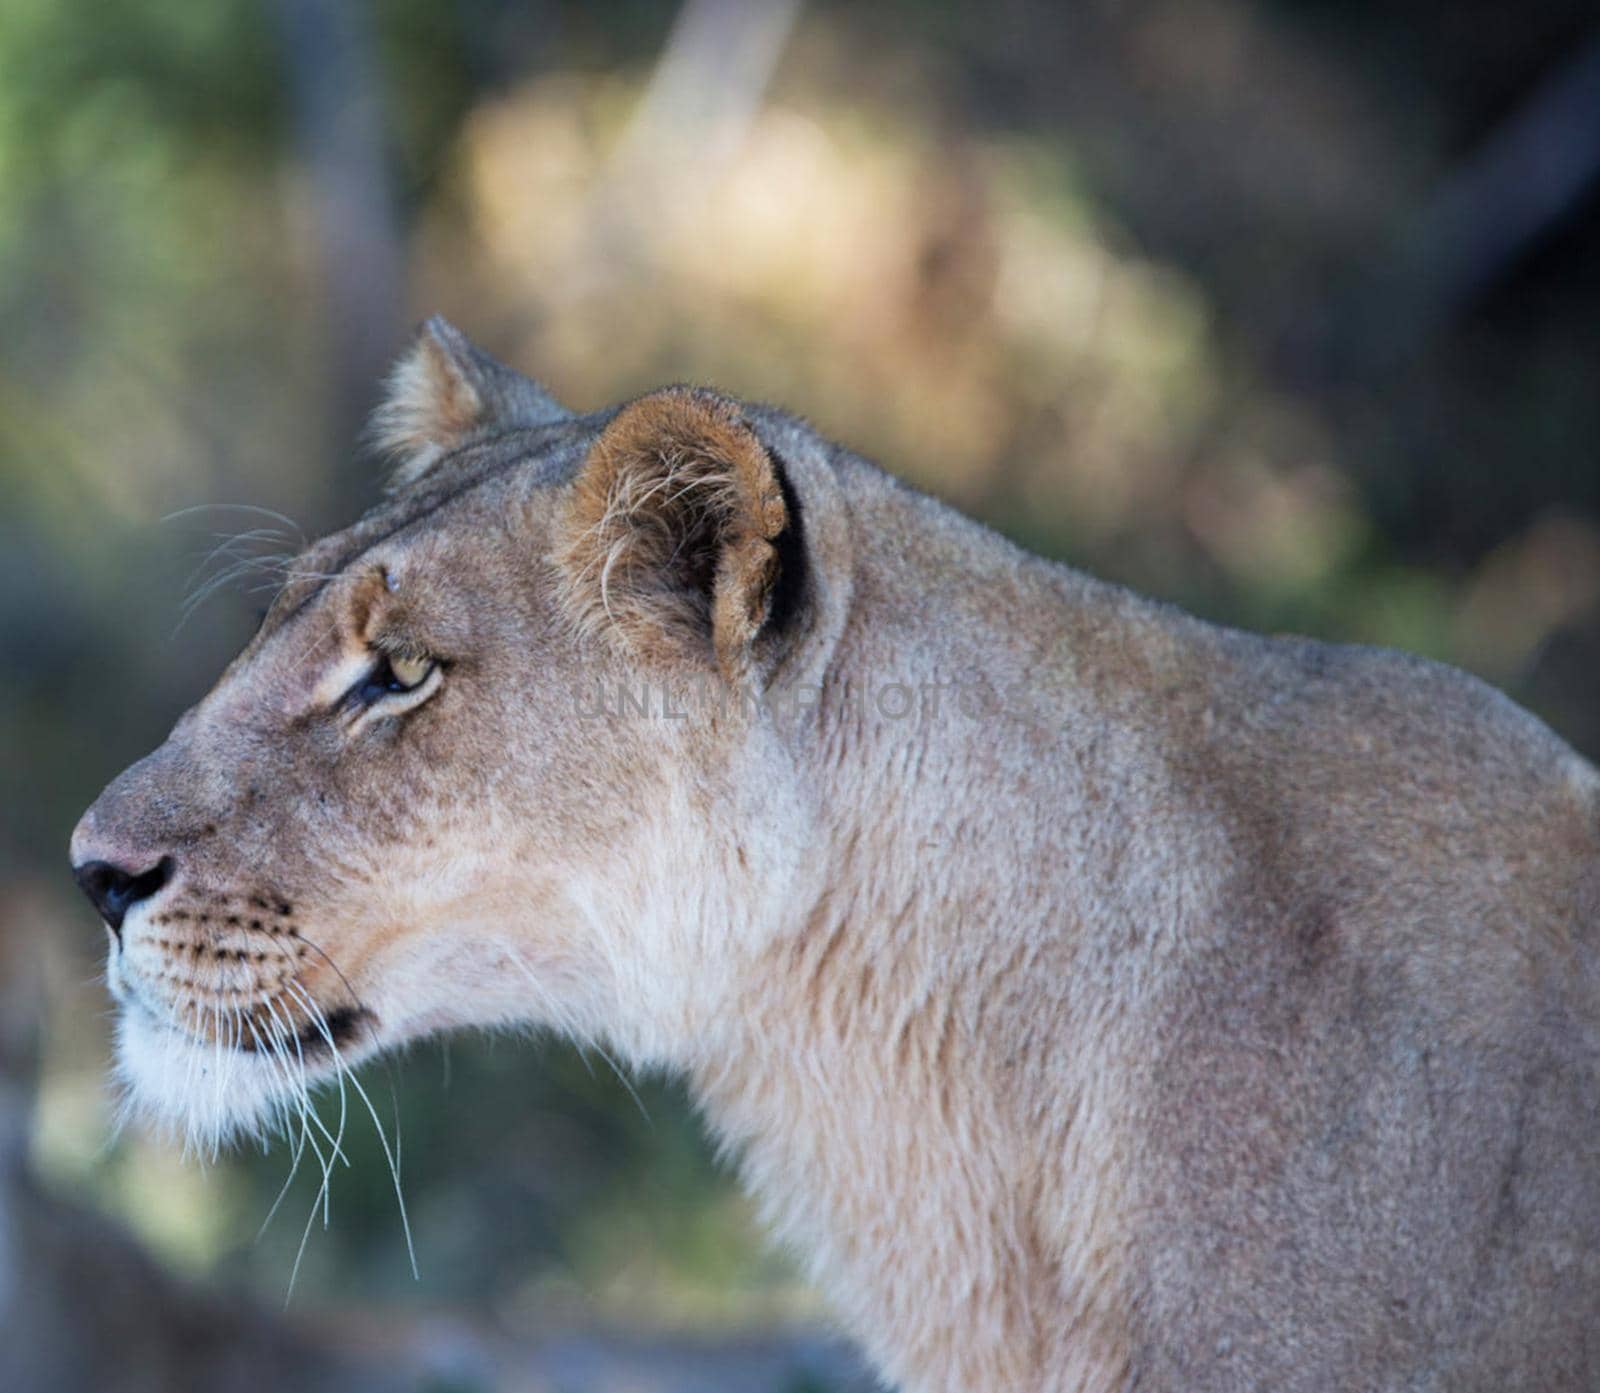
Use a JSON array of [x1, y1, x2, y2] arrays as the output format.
[[3, 0, 1598, 1388]]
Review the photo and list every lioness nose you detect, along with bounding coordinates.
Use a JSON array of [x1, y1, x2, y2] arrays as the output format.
[[73, 856, 175, 933]]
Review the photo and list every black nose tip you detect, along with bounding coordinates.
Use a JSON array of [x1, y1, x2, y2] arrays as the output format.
[[73, 856, 175, 932]]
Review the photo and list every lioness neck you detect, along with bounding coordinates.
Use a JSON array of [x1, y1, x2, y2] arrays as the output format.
[[688, 454, 1164, 1392]]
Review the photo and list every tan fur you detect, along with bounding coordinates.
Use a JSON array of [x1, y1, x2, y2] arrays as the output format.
[[72, 324, 1600, 1392]]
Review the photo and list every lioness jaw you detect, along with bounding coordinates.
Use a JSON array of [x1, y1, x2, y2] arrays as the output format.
[[71, 319, 1600, 1392]]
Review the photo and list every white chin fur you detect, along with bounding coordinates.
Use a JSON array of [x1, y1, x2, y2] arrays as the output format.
[[114, 1004, 296, 1157]]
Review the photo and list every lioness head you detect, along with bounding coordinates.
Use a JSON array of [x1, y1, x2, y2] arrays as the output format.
[[70, 318, 849, 1152]]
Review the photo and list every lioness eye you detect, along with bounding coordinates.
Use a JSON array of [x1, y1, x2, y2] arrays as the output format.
[[388, 653, 432, 689], [348, 652, 437, 708]]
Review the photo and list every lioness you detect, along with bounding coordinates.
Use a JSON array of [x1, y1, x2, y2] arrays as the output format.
[[72, 319, 1600, 1392]]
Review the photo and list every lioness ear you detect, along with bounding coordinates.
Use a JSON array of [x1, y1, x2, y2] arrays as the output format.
[[371, 316, 568, 491], [558, 388, 802, 680]]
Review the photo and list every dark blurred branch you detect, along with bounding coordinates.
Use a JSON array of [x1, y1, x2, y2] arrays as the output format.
[[271, 0, 406, 511], [1, 1175, 412, 1393], [1354, 29, 1600, 367]]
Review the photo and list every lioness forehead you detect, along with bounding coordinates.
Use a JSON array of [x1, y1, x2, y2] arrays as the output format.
[[257, 416, 600, 645]]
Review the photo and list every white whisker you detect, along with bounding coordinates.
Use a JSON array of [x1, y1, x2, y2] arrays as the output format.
[[285, 980, 418, 1281]]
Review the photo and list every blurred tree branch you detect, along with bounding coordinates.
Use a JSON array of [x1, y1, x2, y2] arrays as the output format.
[[271, 0, 406, 515], [1349, 28, 1600, 367], [572, 0, 802, 295]]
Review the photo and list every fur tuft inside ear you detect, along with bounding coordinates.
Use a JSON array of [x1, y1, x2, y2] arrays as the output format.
[[557, 388, 798, 679], [370, 316, 567, 491]]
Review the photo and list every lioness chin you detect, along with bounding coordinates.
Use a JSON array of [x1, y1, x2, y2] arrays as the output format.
[[72, 318, 1600, 1392]]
